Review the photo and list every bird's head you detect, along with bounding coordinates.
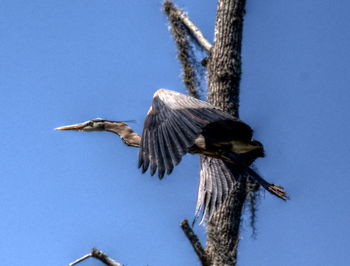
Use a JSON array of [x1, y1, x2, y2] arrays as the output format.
[[55, 118, 140, 147], [55, 118, 136, 134], [55, 118, 108, 132]]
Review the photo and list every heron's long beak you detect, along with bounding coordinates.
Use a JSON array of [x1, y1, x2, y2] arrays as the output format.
[[55, 122, 87, 131]]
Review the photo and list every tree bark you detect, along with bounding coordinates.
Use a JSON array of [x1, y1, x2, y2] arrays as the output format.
[[208, 0, 245, 117], [205, 1, 247, 265]]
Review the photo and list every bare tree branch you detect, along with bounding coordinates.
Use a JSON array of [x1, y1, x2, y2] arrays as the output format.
[[163, 1, 202, 98], [70, 248, 123, 266], [69, 253, 92, 266], [164, 1, 212, 53], [180, 220, 210, 266]]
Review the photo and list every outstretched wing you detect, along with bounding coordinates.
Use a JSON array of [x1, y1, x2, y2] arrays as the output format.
[[195, 157, 288, 224], [138, 89, 246, 178], [195, 156, 241, 223], [195, 156, 262, 224]]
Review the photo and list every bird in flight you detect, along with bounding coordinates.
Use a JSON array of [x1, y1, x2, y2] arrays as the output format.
[[56, 89, 288, 220]]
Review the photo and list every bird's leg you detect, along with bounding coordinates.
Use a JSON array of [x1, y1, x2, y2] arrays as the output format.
[[246, 168, 289, 201], [198, 151, 289, 200], [265, 184, 289, 200]]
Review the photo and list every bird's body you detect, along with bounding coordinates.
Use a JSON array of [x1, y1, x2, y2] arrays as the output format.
[[56, 89, 288, 222]]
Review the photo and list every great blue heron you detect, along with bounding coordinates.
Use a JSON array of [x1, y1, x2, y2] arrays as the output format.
[[56, 89, 288, 220]]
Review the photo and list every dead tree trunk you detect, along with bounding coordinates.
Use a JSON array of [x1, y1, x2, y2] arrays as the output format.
[[165, 0, 249, 265], [207, 0, 245, 117], [205, 1, 247, 265]]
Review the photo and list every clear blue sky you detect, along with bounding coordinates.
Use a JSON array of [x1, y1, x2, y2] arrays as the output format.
[[1, 0, 350, 265]]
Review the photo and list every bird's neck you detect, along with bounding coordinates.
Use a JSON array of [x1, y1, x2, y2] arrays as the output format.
[[104, 121, 141, 147], [104, 122, 127, 135]]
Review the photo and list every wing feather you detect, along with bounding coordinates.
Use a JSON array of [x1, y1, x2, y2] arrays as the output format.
[[166, 117, 189, 153], [195, 156, 241, 224], [157, 125, 173, 178], [154, 130, 166, 178], [202, 161, 213, 220], [148, 130, 157, 176], [139, 89, 250, 177], [213, 161, 223, 208], [169, 116, 194, 147], [140, 129, 150, 173], [209, 161, 220, 216], [163, 125, 183, 166]]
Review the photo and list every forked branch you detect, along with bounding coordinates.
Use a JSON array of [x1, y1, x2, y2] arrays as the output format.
[[164, 1, 212, 53], [69, 248, 122, 266]]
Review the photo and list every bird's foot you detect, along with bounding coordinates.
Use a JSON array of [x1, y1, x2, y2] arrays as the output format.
[[267, 184, 289, 201]]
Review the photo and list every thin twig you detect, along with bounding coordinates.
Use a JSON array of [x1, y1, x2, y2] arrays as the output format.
[[69, 248, 123, 266], [180, 220, 210, 266], [69, 253, 92, 266], [163, 1, 212, 53]]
